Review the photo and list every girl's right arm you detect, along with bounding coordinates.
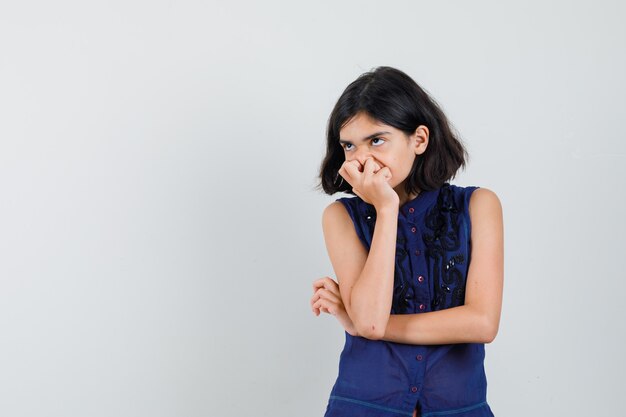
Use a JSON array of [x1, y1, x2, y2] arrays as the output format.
[[322, 201, 398, 340]]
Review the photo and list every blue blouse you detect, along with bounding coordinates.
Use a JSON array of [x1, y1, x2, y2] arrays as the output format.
[[323, 183, 495, 417]]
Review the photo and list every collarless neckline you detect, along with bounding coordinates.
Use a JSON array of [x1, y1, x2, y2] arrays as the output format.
[[356, 183, 445, 217], [399, 187, 440, 216]]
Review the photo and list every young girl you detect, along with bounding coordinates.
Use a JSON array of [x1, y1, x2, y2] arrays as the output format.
[[311, 66, 504, 417]]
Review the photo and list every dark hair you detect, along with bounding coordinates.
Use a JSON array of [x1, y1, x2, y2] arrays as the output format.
[[316, 66, 469, 196]]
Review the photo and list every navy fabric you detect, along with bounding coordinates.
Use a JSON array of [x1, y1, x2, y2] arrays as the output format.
[[323, 183, 495, 417]]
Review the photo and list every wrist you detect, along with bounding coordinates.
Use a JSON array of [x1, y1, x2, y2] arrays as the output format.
[[375, 204, 399, 216]]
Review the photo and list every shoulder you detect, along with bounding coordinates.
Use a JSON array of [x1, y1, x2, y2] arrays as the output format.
[[467, 187, 504, 237], [321, 200, 369, 263], [468, 187, 502, 216], [322, 200, 346, 220], [322, 200, 353, 231], [322, 196, 361, 221]]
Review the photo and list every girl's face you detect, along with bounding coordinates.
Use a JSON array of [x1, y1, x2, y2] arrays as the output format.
[[338, 112, 429, 197]]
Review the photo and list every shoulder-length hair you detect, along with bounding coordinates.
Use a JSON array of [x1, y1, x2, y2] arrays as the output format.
[[316, 66, 469, 196]]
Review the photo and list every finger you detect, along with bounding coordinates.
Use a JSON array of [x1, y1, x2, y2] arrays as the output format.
[[337, 167, 347, 184], [313, 276, 336, 291], [363, 157, 382, 172], [311, 294, 322, 314], [322, 280, 341, 297], [312, 285, 329, 299], [312, 276, 332, 287], [347, 159, 363, 172], [312, 278, 324, 291], [322, 277, 338, 290], [316, 288, 342, 304], [313, 298, 336, 315], [314, 280, 340, 300], [363, 158, 377, 176], [311, 288, 327, 303], [338, 167, 354, 187], [312, 289, 332, 305], [375, 166, 392, 181], [342, 161, 361, 178], [311, 293, 320, 305]]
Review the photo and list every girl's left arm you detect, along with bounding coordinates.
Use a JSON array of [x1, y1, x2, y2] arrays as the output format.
[[380, 188, 504, 345]]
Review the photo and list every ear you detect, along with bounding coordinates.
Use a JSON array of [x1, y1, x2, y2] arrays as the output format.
[[411, 125, 429, 155]]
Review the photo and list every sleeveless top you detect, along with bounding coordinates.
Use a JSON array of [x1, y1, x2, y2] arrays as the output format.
[[323, 183, 495, 417]]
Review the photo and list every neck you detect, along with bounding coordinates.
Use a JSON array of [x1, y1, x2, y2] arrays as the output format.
[[394, 186, 421, 207]]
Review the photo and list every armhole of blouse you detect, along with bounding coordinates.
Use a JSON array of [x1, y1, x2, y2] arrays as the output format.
[[464, 186, 481, 241], [335, 197, 369, 250]]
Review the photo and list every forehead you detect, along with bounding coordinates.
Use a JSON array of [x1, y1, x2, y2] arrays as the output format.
[[339, 113, 394, 140]]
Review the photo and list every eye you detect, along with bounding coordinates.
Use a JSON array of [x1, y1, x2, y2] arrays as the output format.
[[342, 138, 385, 151]]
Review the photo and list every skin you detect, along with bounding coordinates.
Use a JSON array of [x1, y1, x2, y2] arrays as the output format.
[[311, 112, 504, 417]]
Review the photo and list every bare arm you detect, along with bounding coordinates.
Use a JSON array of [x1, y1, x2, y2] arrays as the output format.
[[381, 188, 504, 344], [322, 202, 398, 339]]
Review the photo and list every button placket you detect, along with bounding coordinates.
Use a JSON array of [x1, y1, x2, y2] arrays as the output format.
[[409, 348, 427, 398]]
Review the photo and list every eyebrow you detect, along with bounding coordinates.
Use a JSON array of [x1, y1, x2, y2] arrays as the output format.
[[338, 131, 391, 145]]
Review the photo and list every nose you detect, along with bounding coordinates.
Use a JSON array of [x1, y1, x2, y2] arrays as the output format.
[[350, 147, 372, 167]]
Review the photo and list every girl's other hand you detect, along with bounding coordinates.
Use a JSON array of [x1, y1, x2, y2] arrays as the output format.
[[338, 158, 399, 210], [311, 276, 359, 337]]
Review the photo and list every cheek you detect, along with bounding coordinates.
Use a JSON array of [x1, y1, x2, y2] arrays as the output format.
[[377, 156, 396, 171]]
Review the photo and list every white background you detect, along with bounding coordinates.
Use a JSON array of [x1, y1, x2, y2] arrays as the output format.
[[1, 1, 624, 416]]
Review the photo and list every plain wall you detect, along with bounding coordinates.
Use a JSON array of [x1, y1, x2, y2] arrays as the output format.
[[1, 1, 624, 416]]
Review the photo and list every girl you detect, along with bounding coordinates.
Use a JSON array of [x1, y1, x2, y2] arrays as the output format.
[[311, 66, 504, 417]]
